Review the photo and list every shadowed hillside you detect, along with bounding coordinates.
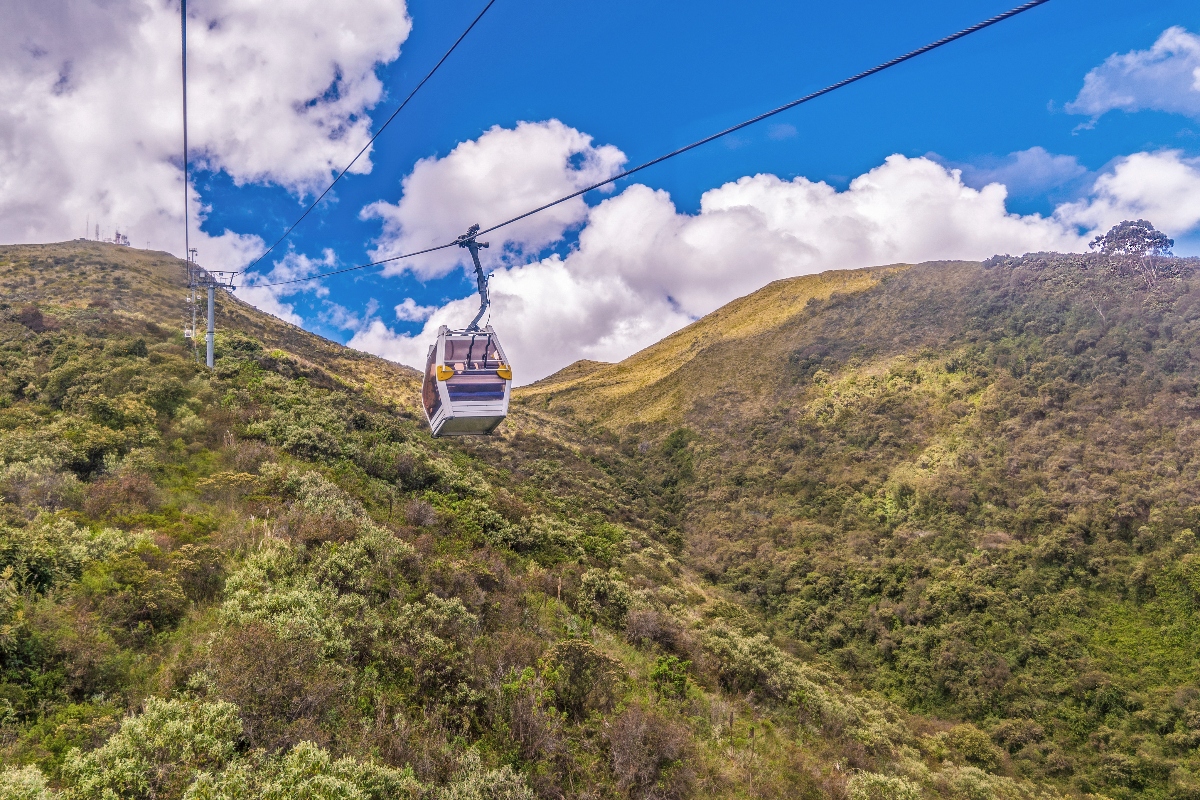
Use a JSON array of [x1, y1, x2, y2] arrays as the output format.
[[1, 242, 1089, 800], [523, 252, 1200, 800]]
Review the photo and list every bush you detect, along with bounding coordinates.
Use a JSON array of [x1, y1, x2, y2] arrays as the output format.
[[947, 724, 1002, 771], [491, 514, 584, 564], [389, 594, 480, 696], [0, 458, 83, 512], [51, 696, 420, 800], [703, 623, 902, 751], [499, 667, 565, 765], [0, 517, 92, 593], [220, 544, 353, 660], [170, 544, 225, 602], [605, 704, 694, 800], [185, 741, 422, 800], [649, 656, 689, 700], [0, 766, 51, 800], [440, 749, 534, 800], [846, 771, 922, 800], [540, 639, 621, 720], [577, 568, 632, 627], [16, 305, 56, 333], [207, 622, 348, 752], [80, 548, 188, 642], [624, 609, 684, 652], [990, 719, 1044, 754], [406, 500, 437, 527], [143, 378, 189, 417], [83, 471, 157, 518], [61, 697, 241, 799]]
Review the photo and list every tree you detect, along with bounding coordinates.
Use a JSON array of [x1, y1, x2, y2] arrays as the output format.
[[1090, 219, 1175, 288]]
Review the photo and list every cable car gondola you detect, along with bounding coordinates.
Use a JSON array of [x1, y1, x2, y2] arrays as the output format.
[[421, 226, 512, 437]]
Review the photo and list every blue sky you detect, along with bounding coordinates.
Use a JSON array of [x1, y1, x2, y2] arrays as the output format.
[[231, 0, 1199, 346], [5, 0, 1200, 381]]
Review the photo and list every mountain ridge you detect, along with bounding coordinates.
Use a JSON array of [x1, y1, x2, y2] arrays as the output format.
[[522, 249, 1200, 800]]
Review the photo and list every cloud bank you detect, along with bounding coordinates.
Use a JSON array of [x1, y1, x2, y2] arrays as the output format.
[[341, 121, 1200, 384], [1055, 150, 1200, 236], [1067, 26, 1200, 121], [0, 0, 412, 266]]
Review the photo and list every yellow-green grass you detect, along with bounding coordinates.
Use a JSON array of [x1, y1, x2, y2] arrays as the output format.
[[518, 264, 908, 427]]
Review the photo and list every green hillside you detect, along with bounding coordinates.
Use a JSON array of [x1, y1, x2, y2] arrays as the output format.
[[525, 251, 1200, 799], [1, 241, 1195, 800], [1, 242, 1080, 800]]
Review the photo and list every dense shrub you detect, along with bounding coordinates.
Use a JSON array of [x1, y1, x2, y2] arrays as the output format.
[[540, 639, 621, 720], [577, 568, 632, 627], [207, 622, 348, 751], [60, 697, 242, 799], [846, 772, 922, 800], [648, 656, 689, 700], [605, 704, 694, 800]]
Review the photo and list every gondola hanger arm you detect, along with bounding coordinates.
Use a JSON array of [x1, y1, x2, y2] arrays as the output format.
[[457, 224, 491, 331]]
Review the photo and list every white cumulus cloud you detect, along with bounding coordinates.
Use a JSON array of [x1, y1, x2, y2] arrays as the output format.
[[1055, 150, 1200, 236], [352, 126, 1102, 384], [0, 0, 412, 267], [1067, 26, 1200, 121], [394, 298, 436, 322], [361, 120, 627, 279]]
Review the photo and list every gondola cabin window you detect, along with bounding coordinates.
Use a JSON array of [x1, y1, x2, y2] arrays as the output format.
[[443, 335, 505, 402], [422, 345, 442, 418]]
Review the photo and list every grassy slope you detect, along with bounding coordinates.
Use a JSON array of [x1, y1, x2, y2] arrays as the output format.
[[520, 266, 906, 427], [0, 243, 1071, 800], [522, 255, 1200, 800]]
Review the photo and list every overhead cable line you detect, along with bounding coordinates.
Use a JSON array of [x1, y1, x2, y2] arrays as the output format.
[[246, 0, 1052, 289], [181, 0, 190, 263], [242, 0, 499, 275]]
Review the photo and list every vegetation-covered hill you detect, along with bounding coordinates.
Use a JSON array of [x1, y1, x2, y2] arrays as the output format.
[[526, 250, 1200, 799], [2, 240, 1197, 800], [1, 242, 1078, 800], [522, 265, 902, 428]]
